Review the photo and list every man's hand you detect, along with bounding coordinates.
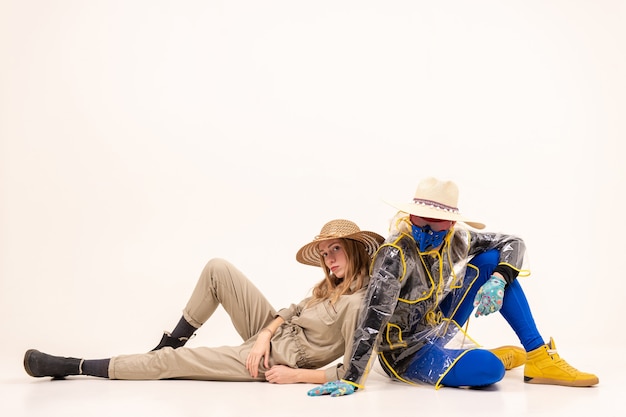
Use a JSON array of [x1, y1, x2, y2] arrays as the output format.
[[474, 275, 506, 317], [307, 380, 356, 397]]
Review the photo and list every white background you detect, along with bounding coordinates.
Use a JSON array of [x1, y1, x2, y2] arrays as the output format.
[[1, 0, 624, 389]]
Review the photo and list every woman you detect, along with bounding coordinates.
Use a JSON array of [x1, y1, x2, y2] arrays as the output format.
[[24, 219, 384, 384]]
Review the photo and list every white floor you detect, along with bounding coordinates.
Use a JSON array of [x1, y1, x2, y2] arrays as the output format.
[[2, 348, 621, 417]]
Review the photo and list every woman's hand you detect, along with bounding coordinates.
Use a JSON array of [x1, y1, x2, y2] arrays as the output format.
[[264, 365, 301, 384], [245, 329, 272, 378]]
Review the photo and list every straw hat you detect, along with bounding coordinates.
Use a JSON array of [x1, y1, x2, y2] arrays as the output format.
[[296, 219, 385, 266], [385, 177, 485, 229]]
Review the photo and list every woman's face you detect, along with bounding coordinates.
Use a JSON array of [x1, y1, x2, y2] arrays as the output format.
[[318, 239, 348, 279]]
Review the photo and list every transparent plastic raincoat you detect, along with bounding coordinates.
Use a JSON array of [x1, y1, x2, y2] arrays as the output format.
[[342, 215, 526, 389]]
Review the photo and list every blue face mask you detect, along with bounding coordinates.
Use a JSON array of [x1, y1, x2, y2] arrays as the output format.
[[411, 224, 448, 252]]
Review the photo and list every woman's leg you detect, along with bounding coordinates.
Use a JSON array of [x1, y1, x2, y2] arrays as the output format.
[[25, 343, 265, 382], [24, 349, 110, 378], [155, 258, 277, 350], [110, 344, 264, 381], [182, 258, 277, 341], [25, 259, 279, 378]]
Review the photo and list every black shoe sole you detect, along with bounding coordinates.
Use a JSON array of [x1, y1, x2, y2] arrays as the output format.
[[24, 349, 41, 377]]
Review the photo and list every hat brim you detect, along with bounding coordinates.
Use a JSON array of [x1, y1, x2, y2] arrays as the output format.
[[385, 200, 485, 230], [296, 231, 385, 267]]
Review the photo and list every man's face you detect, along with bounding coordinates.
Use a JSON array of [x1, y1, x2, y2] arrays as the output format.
[[409, 215, 455, 232]]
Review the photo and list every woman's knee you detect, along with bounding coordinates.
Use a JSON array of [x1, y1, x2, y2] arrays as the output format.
[[201, 258, 236, 283], [201, 258, 252, 296], [204, 258, 232, 273]]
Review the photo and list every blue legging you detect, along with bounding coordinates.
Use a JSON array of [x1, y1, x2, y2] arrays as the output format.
[[438, 250, 544, 386]]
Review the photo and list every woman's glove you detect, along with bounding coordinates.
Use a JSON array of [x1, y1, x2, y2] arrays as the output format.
[[307, 380, 356, 397], [473, 275, 506, 317]]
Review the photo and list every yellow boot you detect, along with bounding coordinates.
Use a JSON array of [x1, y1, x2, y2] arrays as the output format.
[[490, 345, 526, 370], [524, 337, 599, 387]]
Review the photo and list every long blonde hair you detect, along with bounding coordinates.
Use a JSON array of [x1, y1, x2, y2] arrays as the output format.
[[307, 238, 371, 306]]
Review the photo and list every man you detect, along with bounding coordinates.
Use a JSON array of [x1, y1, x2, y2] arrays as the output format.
[[309, 177, 598, 397]]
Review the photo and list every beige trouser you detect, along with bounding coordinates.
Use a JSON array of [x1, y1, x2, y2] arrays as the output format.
[[109, 258, 277, 381]]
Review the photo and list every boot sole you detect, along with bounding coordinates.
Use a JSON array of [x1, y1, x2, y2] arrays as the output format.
[[524, 375, 599, 387], [23, 349, 41, 377]]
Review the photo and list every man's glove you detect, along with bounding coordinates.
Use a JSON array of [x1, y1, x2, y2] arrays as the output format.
[[473, 275, 506, 317], [307, 380, 356, 397]]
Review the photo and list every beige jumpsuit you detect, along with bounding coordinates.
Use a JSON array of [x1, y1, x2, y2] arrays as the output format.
[[109, 258, 366, 382]]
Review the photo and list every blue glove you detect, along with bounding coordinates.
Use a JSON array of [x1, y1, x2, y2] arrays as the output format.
[[307, 380, 356, 397], [473, 275, 506, 317]]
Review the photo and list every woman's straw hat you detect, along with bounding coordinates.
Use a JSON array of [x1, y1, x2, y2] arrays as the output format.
[[296, 219, 385, 266], [385, 177, 485, 229]]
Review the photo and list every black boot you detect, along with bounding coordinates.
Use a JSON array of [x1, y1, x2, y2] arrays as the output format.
[[24, 349, 81, 378], [151, 316, 197, 351], [151, 332, 191, 351]]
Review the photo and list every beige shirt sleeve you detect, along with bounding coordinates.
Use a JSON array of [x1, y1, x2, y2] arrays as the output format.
[[276, 297, 310, 322]]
